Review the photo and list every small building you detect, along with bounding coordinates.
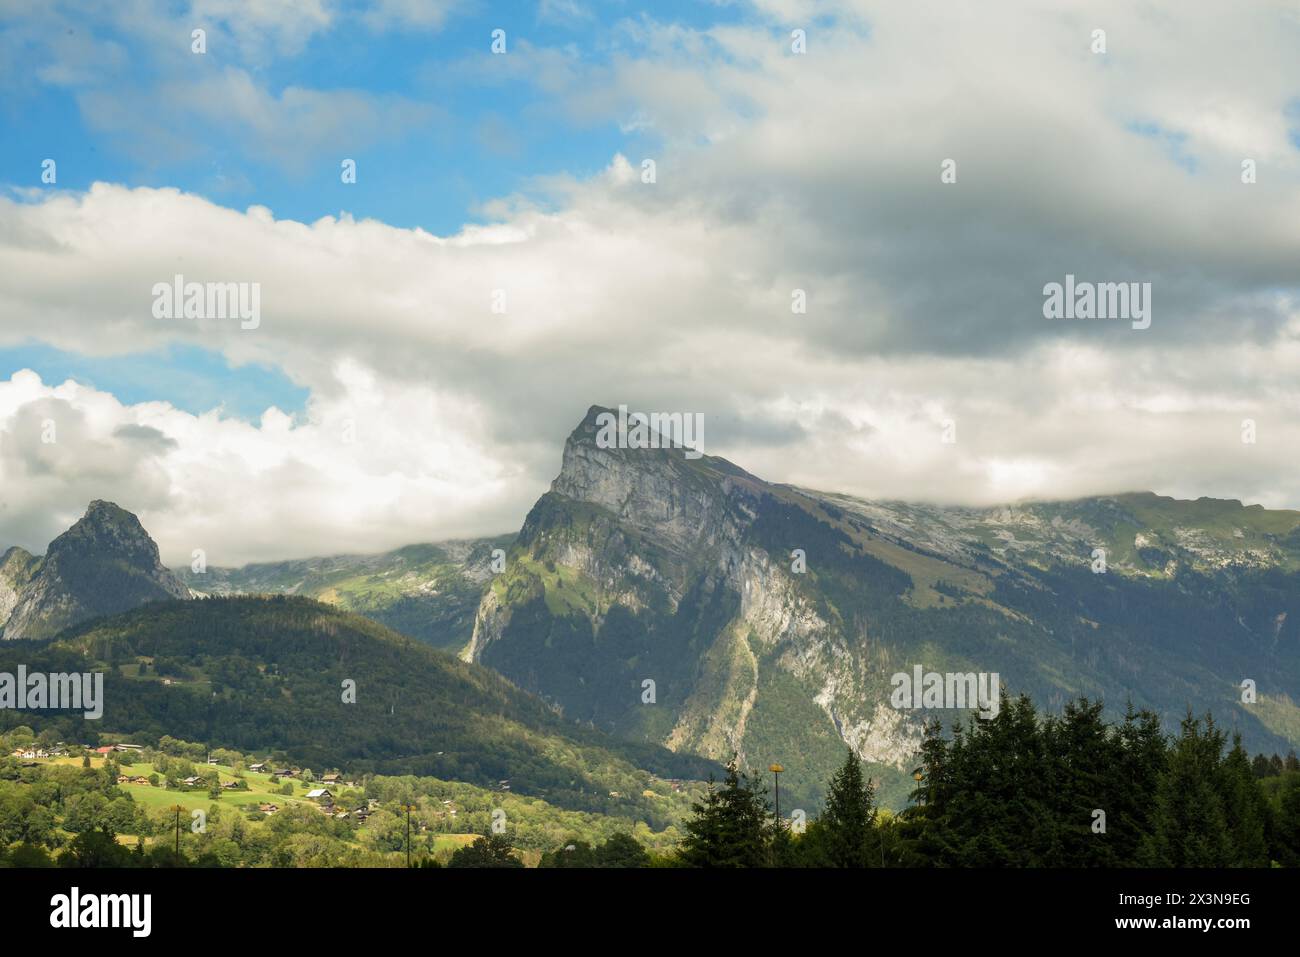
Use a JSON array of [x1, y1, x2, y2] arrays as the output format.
[[306, 788, 334, 804], [248, 762, 267, 773]]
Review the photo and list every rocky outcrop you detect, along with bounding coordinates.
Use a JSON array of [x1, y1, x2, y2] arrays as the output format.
[[0, 546, 38, 629], [1, 501, 190, 640], [468, 406, 929, 805]]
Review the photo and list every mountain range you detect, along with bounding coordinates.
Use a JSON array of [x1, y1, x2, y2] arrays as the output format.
[[3, 405, 1299, 810], [469, 407, 1300, 807]]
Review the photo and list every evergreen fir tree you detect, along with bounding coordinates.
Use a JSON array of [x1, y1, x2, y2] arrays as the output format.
[[1273, 773, 1300, 867], [678, 758, 773, 867], [818, 749, 877, 867], [1220, 735, 1270, 867], [1139, 712, 1231, 867], [1111, 703, 1167, 866]]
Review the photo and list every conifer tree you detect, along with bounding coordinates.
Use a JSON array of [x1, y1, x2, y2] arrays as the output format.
[[1273, 773, 1300, 867], [818, 749, 877, 867], [1219, 734, 1270, 867], [678, 758, 773, 867], [1139, 712, 1231, 867], [1110, 703, 1167, 866]]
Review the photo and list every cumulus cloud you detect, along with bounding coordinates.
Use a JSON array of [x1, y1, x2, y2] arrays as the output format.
[[0, 367, 516, 565], [2, 0, 1300, 562]]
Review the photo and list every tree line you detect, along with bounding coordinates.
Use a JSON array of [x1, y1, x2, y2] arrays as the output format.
[[671, 695, 1300, 867]]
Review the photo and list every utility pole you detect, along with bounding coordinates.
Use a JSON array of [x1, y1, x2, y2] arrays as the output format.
[[403, 804, 417, 867], [171, 804, 184, 858], [769, 764, 784, 825]]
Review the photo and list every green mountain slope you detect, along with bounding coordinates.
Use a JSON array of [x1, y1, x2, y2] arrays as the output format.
[[0, 595, 720, 824], [174, 538, 511, 653]]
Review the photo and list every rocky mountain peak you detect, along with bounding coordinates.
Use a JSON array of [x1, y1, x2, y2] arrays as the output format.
[[545, 405, 764, 559], [0, 501, 190, 640]]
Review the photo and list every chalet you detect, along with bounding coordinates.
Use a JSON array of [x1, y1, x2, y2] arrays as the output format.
[[221, 780, 241, 790], [321, 772, 341, 785], [257, 803, 278, 814], [94, 746, 114, 755], [306, 788, 334, 804], [248, 763, 267, 773], [272, 768, 295, 778], [113, 743, 143, 753], [352, 808, 370, 822], [182, 776, 202, 787]]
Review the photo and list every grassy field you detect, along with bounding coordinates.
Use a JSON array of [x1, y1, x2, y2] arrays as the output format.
[[49, 756, 331, 812], [33, 755, 561, 864]]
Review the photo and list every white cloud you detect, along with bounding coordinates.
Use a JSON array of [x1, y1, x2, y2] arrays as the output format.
[[0, 366, 515, 566], [3, 1, 1300, 561], [361, 0, 464, 32]]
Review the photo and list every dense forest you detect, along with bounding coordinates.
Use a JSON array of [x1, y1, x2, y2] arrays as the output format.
[[0, 596, 720, 824], [673, 695, 1300, 868]]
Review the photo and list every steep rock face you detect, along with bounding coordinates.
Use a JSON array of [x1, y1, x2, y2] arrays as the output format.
[[469, 407, 1300, 810], [1, 501, 190, 640], [468, 408, 929, 806], [0, 547, 38, 628]]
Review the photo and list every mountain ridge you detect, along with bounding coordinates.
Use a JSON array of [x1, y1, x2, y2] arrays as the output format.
[[464, 407, 1300, 808]]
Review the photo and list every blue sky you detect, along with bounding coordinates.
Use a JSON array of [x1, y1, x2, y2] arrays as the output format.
[[2, 1, 746, 233], [0, 342, 309, 419], [0, 1, 760, 418], [5, 2, 1300, 561]]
